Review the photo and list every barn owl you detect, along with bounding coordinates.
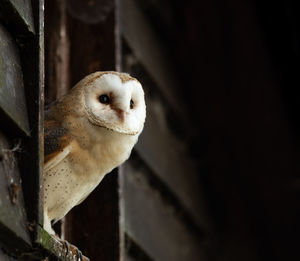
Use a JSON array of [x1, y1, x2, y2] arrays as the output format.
[[43, 71, 146, 235]]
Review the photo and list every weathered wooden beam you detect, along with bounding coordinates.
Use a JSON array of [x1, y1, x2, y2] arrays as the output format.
[[37, 226, 89, 261], [45, 0, 70, 103], [19, 0, 44, 243], [0, 24, 30, 136], [0, 0, 35, 36], [63, 1, 122, 259], [0, 132, 31, 256]]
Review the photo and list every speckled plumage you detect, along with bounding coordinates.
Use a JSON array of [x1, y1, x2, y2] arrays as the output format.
[[43, 72, 146, 234]]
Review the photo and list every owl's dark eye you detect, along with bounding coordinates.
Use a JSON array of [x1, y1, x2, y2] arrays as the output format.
[[98, 94, 110, 104], [130, 99, 134, 109]]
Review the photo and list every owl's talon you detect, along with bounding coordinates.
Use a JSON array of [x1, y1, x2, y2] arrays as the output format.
[[76, 248, 83, 261], [63, 240, 70, 256]]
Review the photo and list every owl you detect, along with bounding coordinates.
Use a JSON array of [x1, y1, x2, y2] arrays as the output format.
[[43, 71, 146, 235]]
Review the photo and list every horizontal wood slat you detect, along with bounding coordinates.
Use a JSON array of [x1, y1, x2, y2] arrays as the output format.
[[121, 161, 207, 261], [135, 94, 210, 229], [0, 0, 35, 35], [121, 0, 188, 121], [0, 24, 30, 135]]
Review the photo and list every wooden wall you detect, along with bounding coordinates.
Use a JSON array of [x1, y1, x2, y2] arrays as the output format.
[[45, 0, 212, 260], [0, 0, 297, 260]]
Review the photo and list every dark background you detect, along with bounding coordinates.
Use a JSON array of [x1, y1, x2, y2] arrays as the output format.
[[169, 0, 300, 260]]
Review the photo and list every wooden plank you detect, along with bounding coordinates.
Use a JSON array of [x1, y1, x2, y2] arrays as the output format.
[[66, 1, 118, 85], [45, 0, 70, 103], [63, 3, 121, 260], [135, 93, 211, 229], [124, 235, 155, 261], [0, 132, 31, 255], [121, 161, 207, 261], [19, 0, 44, 241], [121, 0, 188, 120], [44, 0, 70, 242], [36, 226, 89, 261], [65, 172, 119, 261], [0, 0, 35, 35], [0, 24, 30, 136]]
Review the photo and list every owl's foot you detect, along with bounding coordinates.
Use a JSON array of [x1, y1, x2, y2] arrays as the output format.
[[48, 234, 89, 261], [62, 240, 88, 261]]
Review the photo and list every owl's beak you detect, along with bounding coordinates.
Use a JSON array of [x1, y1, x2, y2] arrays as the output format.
[[115, 109, 126, 123]]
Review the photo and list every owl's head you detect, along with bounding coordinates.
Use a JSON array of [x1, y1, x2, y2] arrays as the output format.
[[82, 72, 146, 135]]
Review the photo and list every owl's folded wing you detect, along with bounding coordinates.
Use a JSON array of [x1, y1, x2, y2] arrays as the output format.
[[44, 119, 72, 172]]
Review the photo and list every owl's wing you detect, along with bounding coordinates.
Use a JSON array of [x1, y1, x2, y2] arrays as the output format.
[[44, 119, 72, 172]]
